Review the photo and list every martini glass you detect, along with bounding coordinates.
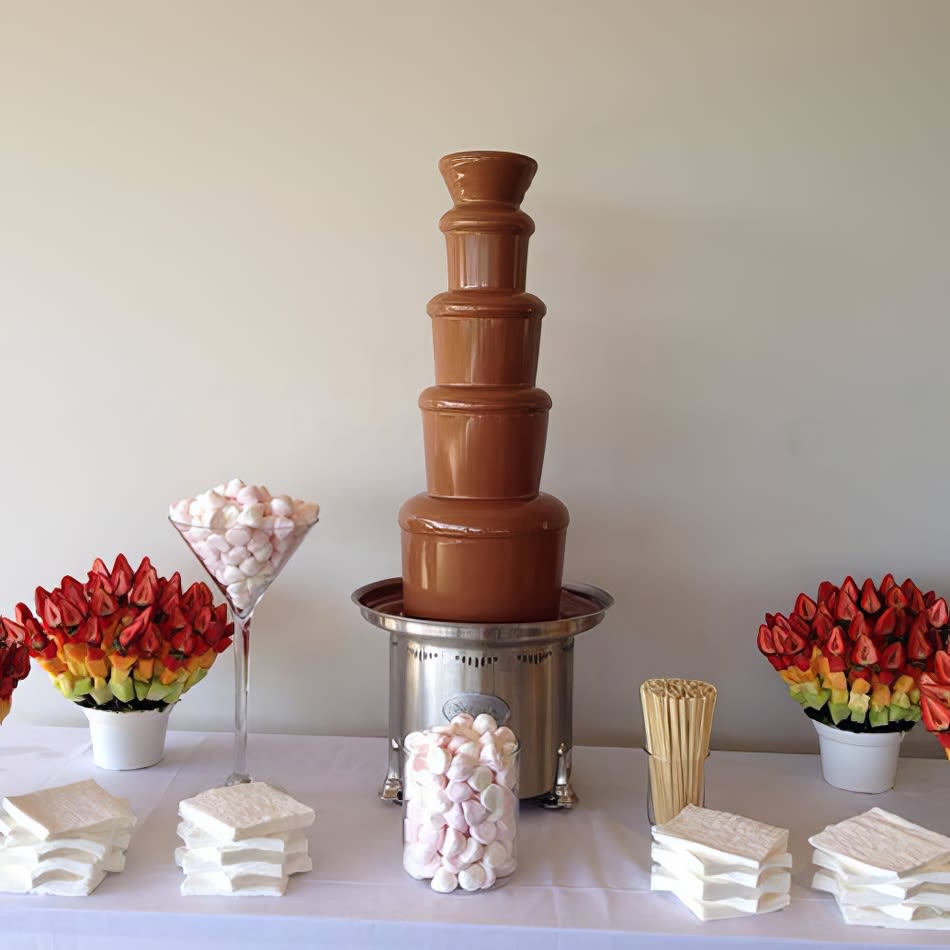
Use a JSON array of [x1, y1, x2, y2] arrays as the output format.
[[169, 515, 316, 785]]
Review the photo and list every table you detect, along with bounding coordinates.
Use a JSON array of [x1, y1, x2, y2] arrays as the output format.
[[0, 725, 948, 949]]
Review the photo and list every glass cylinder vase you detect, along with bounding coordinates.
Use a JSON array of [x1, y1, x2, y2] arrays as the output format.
[[402, 719, 519, 893]]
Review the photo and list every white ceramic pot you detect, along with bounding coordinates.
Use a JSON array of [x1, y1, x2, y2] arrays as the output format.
[[83, 705, 174, 770], [812, 720, 905, 793]]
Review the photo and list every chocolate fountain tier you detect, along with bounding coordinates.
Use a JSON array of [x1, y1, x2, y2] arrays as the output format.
[[439, 151, 538, 207], [428, 290, 546, 387], [399, 493, 568, 622], [353, 577, 613, 805], [420, 385, 551, 499], [439, 151, 538, 292]]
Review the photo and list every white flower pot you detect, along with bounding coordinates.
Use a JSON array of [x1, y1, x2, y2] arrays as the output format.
[[812, 720, 905, 793], [83, 705, 174, 770]]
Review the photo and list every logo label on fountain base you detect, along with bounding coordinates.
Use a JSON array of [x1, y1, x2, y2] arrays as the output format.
[[443, 693, 511, 724]]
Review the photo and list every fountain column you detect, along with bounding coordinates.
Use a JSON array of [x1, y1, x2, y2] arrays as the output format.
[[399, 151, 569, 623]]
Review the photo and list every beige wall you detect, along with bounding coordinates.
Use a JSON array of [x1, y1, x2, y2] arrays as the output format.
[[2, 1, 948, 758]]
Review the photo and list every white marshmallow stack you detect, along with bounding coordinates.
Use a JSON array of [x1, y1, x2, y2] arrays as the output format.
[[810, 808, 950, 931], [403, 714, 519, 894], [176, 781, 315, 896], [169, 479, 320, 612], [650, 805, 792, 921], [0, 779, 135, 896]]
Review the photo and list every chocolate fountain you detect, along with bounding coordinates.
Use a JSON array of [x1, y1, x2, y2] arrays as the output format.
[[353, 151, 611, 807]]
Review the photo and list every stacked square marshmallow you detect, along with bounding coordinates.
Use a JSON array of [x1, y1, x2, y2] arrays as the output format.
[[0, 779, 135, 896], [403, 714, 519, 893], [169, 479, 319, 613], [811, 808, 950, 931], [176, 781, 315, 896], [650, 804, 792, 920]]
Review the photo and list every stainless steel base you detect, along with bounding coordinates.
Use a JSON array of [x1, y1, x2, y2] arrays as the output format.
[[353, 578, 612, 806]]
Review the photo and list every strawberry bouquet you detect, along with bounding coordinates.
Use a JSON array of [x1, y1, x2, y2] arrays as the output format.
[[1, 555, 232, 712], [0, 620, 30, 724], [757, 575, 950, 758]]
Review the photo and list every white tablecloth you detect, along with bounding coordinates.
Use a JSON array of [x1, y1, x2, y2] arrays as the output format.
[[0, 725, 948, 949]]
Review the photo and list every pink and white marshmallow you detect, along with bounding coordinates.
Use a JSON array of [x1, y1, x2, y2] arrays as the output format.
[[169, 480, 319, 610], [403, 714, 519, 893]]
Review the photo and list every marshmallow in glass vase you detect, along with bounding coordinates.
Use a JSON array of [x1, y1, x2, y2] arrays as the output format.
[[169, 479, 318, 615], [169, 479, 319, 786], [402, 714, 519, 893]]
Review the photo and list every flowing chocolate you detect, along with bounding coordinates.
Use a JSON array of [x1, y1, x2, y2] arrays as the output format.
[[400, 151, 568, 622]]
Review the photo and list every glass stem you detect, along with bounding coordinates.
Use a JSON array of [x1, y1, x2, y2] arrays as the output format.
[[228, 611, 252, 785]]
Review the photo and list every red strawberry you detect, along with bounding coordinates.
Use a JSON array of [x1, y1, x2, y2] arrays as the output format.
[[130, 558, 159, 607], [41, 596, 62, 629], [873, 606, 897, 637], [85, 567, 115, 597], [894, 610, 909, 640], [812, 611, 834, 641], [165, 605, 188, 633], [879, 573, 897, 597], [848, 612, 870, 642], [827, 626, 847, 656], [927, 598, 949, 628], [33, 586, 50, 616], [203, 622, 226, 650], [835, 592, 859, 622], [158, 573, 183, 614], [817, 581, 838, 605], [90, 557, 111, 579], [771, 625, 791, 654], [78, 616, 102, 646], [89, 588, 117, 618], [56, 596, 85, 630], [934, 651, 950, 685], [881, 641, 905, 670], [789, 613, 811, 637], [193, 606, 212, 635], [171, 629, 197, 656], [919, 673, 950, 701], [60, 576, 86, 611], [118, 607, 154, 649], [921, 694, 950, 733], [841, 576, 860, 602], [902, 578, 924, 611], [887, 586, 909, 610], [110, 554, 133, 598], [139, 624, 162, 656], [860, 578, 882, 614], [785, 631, 807, 654], [758, 624, 777, 654], [851, 634, 878, 667], [181, 582, 209, 612], [907, 619, 934, 661], [794, 593, 817, 621], [29, 630, 57, 660]]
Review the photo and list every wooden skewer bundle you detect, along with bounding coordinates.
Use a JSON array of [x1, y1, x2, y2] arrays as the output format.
[[640, 678, 717, 825]]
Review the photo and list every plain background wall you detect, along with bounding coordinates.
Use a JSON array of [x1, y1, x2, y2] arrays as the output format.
[[2, 1, 949, 759]]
